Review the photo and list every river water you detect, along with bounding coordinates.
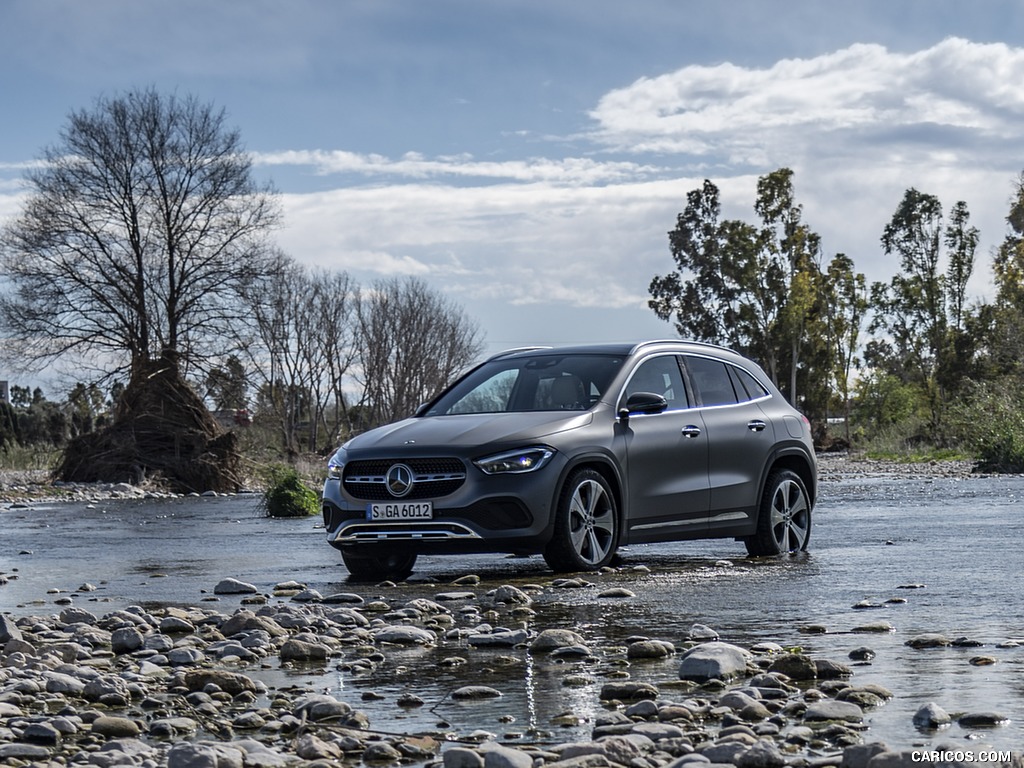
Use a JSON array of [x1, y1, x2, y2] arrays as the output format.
[[2, 471, 1024, 752]]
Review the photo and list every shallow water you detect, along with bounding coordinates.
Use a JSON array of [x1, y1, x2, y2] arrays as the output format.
[[3, 474, 1024, 752]]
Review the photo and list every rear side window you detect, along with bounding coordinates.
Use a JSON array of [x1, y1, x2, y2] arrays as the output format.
[[730, 366, 769, 402], [684, 356, 738, 407]]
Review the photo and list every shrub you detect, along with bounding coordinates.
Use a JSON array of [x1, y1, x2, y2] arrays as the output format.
[[947, 380, 1024, 473], [261, 464, 320, 518]]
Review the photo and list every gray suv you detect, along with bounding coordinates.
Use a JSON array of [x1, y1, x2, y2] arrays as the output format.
[[322, 341, 816, 580]]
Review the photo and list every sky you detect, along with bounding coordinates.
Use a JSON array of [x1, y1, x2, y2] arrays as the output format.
[[3, 0, 1024, 384]]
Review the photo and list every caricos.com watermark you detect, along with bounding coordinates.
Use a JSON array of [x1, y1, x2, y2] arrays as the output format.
[[912, 750, 1014, 763]]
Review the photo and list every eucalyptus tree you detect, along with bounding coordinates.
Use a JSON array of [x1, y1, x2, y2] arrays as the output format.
[[649, 169, 824, 407], [870, 189, 978, 429]]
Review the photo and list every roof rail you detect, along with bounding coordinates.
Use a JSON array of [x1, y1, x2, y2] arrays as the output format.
[[629, 339, 738, 355], [485, 345, 553, 361]]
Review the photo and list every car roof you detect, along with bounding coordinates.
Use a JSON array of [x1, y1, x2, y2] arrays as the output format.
[[486, 339, 742, 362]]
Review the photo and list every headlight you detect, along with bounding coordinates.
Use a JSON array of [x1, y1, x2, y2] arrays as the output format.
[[474, 447, 554, 475], [326, 446, 348, 481]]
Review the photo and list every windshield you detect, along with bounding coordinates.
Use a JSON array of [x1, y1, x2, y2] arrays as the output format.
[[424, 354, 625, 415]]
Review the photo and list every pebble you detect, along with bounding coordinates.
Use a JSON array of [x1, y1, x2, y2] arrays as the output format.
[[1, 554, 1020, 767]]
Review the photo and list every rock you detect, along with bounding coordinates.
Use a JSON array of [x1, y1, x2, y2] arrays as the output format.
[[22, 722, 61, 746], [373, 625, 436, 645], [803, 699, 864, 723], [904, 633, 951, 649], [468, 628, 530, 647], [598, 587, 635, 598], [91, 715, 142, 737], [295, 733, 343, 760], [913, 701, 952, 729], [167, 742, 245, 768], [689, 623, 720, 641], [530, 628, 586, 653], [768, 653, 817, 680], [815, 658, 853, 679], [111, 626, 145, 653], [213, 578, 258, 595], [849, 646, 876, 661], [958, 711, 1010, 728], [488, 585, 532, 604], [599, 681, 659, 701], [364, 742, 404, 762], [0, 615, 22, 644], [280, 638, 331, 661], [183, 669, 258, 695], [446, 747, 486, 768], [736, 741, 787, 768], [481, 743, 533, 768], [452, 685, 503, 699], [627, 639, 675, 659], [678, 641, 751, 682], [851, 620, 895, 633]]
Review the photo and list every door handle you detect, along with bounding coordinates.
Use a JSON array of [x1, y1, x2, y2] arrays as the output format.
[[682, 426, 702, 438], [747, 420, 767, 432]]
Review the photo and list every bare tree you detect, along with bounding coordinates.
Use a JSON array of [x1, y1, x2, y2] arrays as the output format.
[[355, 276, 484, 427], [0, 88, 279, 490], [239, 254, 359, 454], [0, 87, 279, 376]]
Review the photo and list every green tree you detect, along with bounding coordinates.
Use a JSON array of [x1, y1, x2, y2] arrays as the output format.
[[822, 253, 868, 442], [649, 169, 824, 406], [206, 355, 248, 411], [870, 189, 978, 431]]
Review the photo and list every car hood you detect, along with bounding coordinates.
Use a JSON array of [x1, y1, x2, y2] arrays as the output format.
[[341, 411, 594, 455]]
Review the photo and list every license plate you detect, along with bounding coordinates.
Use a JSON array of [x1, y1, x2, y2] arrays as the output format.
[[366, 501, 433, 521]]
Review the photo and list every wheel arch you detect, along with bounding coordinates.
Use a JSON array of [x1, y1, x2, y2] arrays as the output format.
[[762, 449, 817, 508], [553, 452, 627, 539]]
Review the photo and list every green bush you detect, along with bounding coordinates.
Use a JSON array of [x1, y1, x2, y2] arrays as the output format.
[[260, 465, 320, 518], [947, 380, 1024, 473]]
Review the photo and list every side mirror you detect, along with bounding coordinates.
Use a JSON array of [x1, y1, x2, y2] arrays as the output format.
[[619, 392, 668, 420]]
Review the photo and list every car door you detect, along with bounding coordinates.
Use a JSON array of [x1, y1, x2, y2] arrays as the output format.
[[617, 354, 711, 543], [682, 354, 776, 535]]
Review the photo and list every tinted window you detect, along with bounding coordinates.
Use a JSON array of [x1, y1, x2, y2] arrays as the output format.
[[730, 366, 769, 402], [427, 354, 624, 415], [621, 355, 688, 410], [685, 355, 738, 406]]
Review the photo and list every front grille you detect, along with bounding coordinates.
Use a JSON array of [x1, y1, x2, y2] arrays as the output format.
[[343, 458, 466, 501]]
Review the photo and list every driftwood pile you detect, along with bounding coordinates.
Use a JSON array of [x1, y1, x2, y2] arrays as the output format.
[[55, 354, 242, 493]]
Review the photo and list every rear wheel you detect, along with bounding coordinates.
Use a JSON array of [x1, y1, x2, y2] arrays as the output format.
[[341, 548, 417, 582], [543, 468, 619, 572], [745, 469, 811, 556]]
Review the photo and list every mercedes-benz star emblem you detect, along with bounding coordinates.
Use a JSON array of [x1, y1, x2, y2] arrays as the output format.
[[385, 463, 415, 498]]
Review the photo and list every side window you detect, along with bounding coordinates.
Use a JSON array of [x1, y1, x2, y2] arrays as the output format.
[[684, 356, 738, 407], [622, 355, 688, 410], [729, 366, 769, 402]]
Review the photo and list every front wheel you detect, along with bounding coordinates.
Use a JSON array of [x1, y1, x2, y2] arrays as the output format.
[[341, 548, 417, 582], [745, 469, 811, 557], [543, 468, 619, 572]]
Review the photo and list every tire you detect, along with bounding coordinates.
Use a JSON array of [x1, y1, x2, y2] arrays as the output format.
[[745, 468, 812, 557], [341, 548, 417, 582], [543, 468, 619, 572]]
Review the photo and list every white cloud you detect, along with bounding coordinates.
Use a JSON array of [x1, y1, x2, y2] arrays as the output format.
[[254, 149, 660, 185], [588, 38, 1024, 157]]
